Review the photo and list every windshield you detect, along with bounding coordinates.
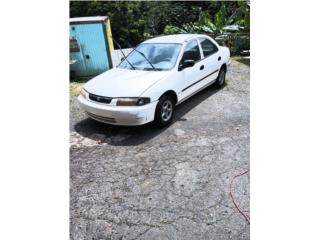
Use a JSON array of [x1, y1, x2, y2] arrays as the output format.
[[118, 43, 182, 71]]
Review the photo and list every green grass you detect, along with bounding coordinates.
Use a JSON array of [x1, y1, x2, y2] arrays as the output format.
[[70, 79, 87, 97]]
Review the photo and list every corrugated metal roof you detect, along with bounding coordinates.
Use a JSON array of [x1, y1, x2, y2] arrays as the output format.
[[70, 16, 108, 23]]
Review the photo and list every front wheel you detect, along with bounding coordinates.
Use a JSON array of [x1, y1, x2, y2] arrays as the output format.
[[154, 95, 174, 127], [214, 67, 226, 88]]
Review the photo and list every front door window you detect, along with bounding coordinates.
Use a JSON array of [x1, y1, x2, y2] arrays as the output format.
[[181, 40, 201, 62]]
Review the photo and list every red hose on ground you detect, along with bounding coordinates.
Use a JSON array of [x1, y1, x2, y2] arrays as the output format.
[[230, 170, 250, 224]]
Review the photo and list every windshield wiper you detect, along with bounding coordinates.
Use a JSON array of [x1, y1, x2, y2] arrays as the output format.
[[112, 38, 135, 70], [133, 49, 157, 71]]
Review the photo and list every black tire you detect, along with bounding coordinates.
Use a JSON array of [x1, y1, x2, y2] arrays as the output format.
[[154, 95, 175, 127], [213, 67, 226, 88]]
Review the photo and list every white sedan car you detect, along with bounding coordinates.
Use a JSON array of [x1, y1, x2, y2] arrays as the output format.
[[78, 34, 230, 127]]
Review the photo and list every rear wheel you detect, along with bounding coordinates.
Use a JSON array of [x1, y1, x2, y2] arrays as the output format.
[[214, 67, 226, 88], [154, 95, 174, 127]]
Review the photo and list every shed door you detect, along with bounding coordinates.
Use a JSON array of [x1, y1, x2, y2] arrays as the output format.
[[72, 23, 110, 76]]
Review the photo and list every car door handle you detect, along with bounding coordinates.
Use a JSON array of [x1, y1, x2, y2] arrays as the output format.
[[200, 65, 204, 70], [218, 56, 221, 61]]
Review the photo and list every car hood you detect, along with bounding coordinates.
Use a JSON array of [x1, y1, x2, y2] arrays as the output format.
[[84, 68, 170, 97]]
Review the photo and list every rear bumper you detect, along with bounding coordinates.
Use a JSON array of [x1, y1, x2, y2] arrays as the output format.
[[78, 95, 158, 126]]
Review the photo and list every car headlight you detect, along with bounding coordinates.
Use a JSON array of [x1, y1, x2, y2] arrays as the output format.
[[80, 88, 87, 98], [116, 97, 150, 106]]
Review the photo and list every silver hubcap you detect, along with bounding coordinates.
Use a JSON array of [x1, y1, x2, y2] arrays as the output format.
[[161, 100, 173, 121], [219, 70, 225, 84]]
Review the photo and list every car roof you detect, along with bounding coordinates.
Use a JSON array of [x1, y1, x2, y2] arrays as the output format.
[[143, 34, 209, 44]]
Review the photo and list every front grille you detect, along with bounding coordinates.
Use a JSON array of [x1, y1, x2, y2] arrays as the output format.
[[89, 93, 112, 104], [86, 112, 116, 123]]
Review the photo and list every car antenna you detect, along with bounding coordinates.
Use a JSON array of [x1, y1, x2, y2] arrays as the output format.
[[112, 38, 135, 70]]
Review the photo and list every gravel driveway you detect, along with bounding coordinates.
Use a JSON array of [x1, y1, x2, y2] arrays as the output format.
[[70, 59, 250, 240]]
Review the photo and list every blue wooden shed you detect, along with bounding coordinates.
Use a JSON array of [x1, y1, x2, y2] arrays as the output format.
[[70, 16, 114, 77]]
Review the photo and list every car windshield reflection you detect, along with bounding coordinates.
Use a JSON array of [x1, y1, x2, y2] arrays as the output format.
[[118, 43, 182, 71]]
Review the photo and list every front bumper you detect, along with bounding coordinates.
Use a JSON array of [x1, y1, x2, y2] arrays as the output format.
[[77, 95, 158, 126]]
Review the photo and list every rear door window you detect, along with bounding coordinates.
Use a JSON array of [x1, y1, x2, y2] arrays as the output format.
[[199, 38, 218, 57]]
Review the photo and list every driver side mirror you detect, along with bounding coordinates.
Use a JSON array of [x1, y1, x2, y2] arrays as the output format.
[[178, 59, 195, 71]]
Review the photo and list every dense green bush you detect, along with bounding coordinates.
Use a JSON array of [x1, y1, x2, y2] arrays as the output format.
[[70, 1, 250, 55], [163, 2, 250, 55]]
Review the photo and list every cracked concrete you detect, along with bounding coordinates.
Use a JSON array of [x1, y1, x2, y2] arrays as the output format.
[[70, 59, 250, 239]]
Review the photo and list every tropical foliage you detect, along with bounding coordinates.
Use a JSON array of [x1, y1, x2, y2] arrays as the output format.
[[70, 1, 250, 55]]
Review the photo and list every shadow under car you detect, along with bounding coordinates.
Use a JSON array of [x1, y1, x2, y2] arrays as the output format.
[[73, 85, 224, 146]]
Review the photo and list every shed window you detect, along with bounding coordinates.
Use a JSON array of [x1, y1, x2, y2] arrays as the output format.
[[70, 38, 80, 52]]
